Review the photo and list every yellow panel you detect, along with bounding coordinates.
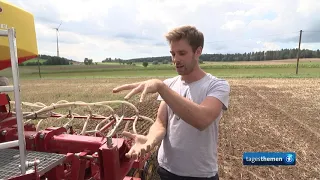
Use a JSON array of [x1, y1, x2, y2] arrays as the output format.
[[0, 1, 38, 70]]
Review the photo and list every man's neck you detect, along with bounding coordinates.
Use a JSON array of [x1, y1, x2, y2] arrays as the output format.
[[181, 67, 206, 84]]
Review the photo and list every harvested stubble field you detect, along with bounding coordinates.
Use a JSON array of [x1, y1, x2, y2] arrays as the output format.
[[10, 77, 320, 180]]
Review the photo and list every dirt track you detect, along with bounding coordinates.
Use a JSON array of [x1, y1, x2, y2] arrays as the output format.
[[15, 78, 320, 180], [126, 79, 320, 180], [218, 80, 320, 179], [111, 78, 320, 180]]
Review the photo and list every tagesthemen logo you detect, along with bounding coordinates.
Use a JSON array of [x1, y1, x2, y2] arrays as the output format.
[[243, 152, 296, 166], [284, 153, 295, 165]]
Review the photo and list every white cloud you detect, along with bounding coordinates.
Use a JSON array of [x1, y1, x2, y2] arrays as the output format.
[[297, 0, 320, 15], [299, 42, 320, 50], [221, 20, 246, 31], [4, 0, 320, 62], [263, 42, 281, 51]]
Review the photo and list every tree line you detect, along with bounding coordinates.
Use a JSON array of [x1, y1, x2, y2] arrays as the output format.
[[20, 54, 74, 66], [126, 48, 320, 63], [21, 48, 320, 66]]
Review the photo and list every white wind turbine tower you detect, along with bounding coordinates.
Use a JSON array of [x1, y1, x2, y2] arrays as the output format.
[[54, 21, 62, 57]]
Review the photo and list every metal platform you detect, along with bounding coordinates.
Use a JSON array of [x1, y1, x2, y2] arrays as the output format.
[[0, 148, 65, 179]]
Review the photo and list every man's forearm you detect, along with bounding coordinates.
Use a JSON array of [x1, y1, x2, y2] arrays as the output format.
[[158, 83, 209, 131], [146, 120, 166, 146]]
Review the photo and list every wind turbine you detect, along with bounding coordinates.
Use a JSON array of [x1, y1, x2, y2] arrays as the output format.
[[53, 21, 62, 57]]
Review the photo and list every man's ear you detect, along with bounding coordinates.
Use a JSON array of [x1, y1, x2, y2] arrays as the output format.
[[195, 46, 202, 57]]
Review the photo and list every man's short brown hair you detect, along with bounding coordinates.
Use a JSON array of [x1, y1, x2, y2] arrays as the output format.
[[165, 25, 204, 52]]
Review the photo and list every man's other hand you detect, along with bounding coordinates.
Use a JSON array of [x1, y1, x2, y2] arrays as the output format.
[[122, 131, 154, 159], [112, 79, 164, 102]]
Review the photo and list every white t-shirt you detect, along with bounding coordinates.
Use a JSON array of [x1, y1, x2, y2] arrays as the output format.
[[157, 73, 230, 177]]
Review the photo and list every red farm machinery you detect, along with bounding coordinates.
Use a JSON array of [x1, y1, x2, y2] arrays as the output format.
[[0, 2, 158, 180]]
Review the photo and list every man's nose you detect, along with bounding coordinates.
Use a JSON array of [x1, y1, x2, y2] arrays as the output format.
[[173, 60, 179, 65], [172, 58, 180, 64]]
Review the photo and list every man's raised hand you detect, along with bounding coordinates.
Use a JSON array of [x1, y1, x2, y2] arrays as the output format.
[[112, 79, 164, 102]]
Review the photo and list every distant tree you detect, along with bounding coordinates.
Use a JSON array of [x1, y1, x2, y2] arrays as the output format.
[[142, 62, 148, 67], [162, 60, 169, 64], [84, 58, 89, 65], [84, 58, 93, 65]]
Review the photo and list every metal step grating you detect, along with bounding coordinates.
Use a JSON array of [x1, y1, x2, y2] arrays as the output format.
[[0, 148, 66, 179]]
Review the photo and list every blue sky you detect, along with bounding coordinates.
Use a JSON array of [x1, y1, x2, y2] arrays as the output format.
[[5, 0, 320, 62]]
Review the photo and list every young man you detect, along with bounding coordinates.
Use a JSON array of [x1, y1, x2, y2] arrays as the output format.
[[113, 25, 230, 180]]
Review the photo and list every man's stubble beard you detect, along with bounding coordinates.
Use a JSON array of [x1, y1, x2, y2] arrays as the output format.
[[181, 55, 197, 75]]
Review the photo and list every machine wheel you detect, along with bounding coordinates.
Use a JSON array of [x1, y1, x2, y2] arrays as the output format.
[[127, 168, 142, 178], [141, 160, 154, 180], [141, 147, 159, 180], [126, 146, 159, 180], [126, 158, 157, 180]]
